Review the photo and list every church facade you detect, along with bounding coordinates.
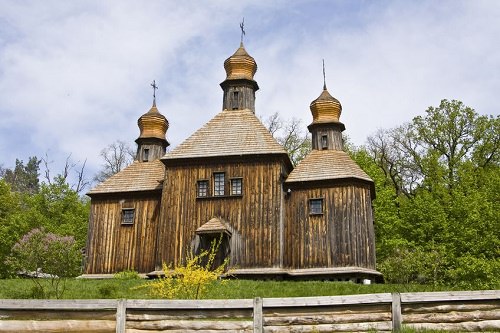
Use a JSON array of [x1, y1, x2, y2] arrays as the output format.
[[85, 42, 381, 281]]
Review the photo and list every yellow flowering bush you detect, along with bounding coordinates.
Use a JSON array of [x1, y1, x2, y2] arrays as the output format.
[[142, 237, 229, 299]]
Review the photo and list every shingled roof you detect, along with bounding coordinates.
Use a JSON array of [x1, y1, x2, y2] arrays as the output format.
[[162, 109, 289, 161], [87, 160, 164, 195], [285, 150, 373, 183]]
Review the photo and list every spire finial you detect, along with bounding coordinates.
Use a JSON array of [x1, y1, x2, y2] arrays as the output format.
[[322, 59, 327, 90], [240, 18, 246, 45], [151, 80, 158, 106]]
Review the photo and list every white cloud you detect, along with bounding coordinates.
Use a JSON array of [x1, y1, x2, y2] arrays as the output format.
[[0, 0, 498, 186]]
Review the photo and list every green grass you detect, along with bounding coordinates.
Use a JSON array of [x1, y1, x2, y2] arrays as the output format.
[[0, 278, 463, 300]]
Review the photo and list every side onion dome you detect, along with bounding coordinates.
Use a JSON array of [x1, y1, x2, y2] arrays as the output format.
[[223, 42, 257, 81], [137, 103, 169, 140], [310, 87, 342, 124]]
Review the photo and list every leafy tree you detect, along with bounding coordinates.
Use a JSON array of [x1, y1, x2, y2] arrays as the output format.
[[21, 177, 90, 249], [94, 140, 135, 183], [264, 112, 311, 166], [359, 99, 499, 288], [1, 157, 41, 194], [0, 180, 32, 277], [6, 228, 82, 298]]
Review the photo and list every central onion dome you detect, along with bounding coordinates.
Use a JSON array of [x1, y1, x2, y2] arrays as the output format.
[[137, 103, 169, 141], [223, 42, 257, 81], [310, 87, 342, 124]]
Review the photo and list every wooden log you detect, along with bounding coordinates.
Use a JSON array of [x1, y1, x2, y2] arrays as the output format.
[[126, 299, 253, 310], [264, 304, 391, 317], [403, 309, 500, 323], [264, 312, 391, 325], [406, 319, 500, 331], [0, 299, 118, 310], [126, 309, 252, 321], [0, 310, 115, 320], [0, 320, 115, 333], [263, 293, 392, 308], [125, 319, 253, 330], [402, 301, 500, 314], [400, 290, 500, 303], [127, 328, 253, 333], [264, 321, 392, 332]]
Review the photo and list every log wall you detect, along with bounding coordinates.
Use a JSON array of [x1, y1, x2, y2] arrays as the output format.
[[85, 192, 161, 274], [156, 158, 286, 270], [1, 291, 499, 332], [284, 182, 376, 270]]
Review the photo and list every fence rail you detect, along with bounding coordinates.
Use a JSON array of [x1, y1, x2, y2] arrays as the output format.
[[0, 290, 499, 332]]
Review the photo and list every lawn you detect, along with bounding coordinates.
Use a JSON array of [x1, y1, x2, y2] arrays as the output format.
[[0, 277, 462, 300]]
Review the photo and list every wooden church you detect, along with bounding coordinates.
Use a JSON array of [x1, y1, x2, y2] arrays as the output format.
[[85, 41, 381, 281]]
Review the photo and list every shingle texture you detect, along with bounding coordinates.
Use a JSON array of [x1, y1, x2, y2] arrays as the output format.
[[285, 150, 373, 183], [163, 109, 288, 160], [196, 217, 231, 235], [88, 160, 164, 195]]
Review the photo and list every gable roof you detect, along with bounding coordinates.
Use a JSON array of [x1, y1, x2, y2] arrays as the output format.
[[87, 160, 164, 195], [162, 109, 289, 161], [196, 217, 232, 235], [285, 150, 372, 183]]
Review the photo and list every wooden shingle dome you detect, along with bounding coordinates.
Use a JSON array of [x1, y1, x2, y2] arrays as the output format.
[[137, 103, 169, 141], [310, 87, 342, 124], [223, 42, 257, 81]]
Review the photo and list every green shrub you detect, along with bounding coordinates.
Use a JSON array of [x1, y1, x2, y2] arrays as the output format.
[[114, 269, 141, 280]]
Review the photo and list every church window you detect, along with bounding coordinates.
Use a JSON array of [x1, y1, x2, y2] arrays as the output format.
[[122, 208, 135, 225], [309, 198, 323, 215], [231, 178, 242, 195], [214, 172, 225, 196], [143, 148, 149, 162], [321, 135, 328, 149], [232, 91, 239, 110], [197, 180, 209, 197]]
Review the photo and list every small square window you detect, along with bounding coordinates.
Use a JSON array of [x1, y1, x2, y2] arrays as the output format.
[[122, 209, 135, 225], [197, 180, 209, 197], [231, 178, 242, 195], [309, 199, 323, 215], [214, 173, 225, 196]]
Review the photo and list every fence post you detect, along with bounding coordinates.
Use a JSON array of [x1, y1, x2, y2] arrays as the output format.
[[116, 299, 126, 333], [253, 297, 263, 333], [392, 292, 402, 332]]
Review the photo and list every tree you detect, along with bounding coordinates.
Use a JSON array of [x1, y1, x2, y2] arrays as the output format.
[[42, 153, 90, 194], [360, 99, 499, 288], [94, 140, 135, 183], [264, 112, 311, 166], [1, 157, 41, 194], [6, 228, 82, 298]]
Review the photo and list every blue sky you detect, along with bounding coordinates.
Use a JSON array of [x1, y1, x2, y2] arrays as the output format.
[[0, 0, 499, 188]]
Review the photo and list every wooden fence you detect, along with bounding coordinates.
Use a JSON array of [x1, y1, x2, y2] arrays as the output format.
[[0, 290, 498, 332]]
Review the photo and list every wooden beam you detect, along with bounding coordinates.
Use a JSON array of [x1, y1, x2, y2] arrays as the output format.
[[253, 297, 263, 333], [392, 292, 402, 332]]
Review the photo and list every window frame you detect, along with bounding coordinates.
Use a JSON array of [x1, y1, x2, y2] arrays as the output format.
[[321, 135, 328, 149], [197, 179, 209, 198], [309, 198, 324, 215], [230, 177, 243, 196], [143, 148, 150, 162], [213, 172, 225, 196], [232, 91, 239, 110], [121, 208, 135, 225]]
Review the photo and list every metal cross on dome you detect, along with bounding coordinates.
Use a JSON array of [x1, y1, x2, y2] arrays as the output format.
[[151, 80, 158, 105], [240, 18, 245, 44]]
